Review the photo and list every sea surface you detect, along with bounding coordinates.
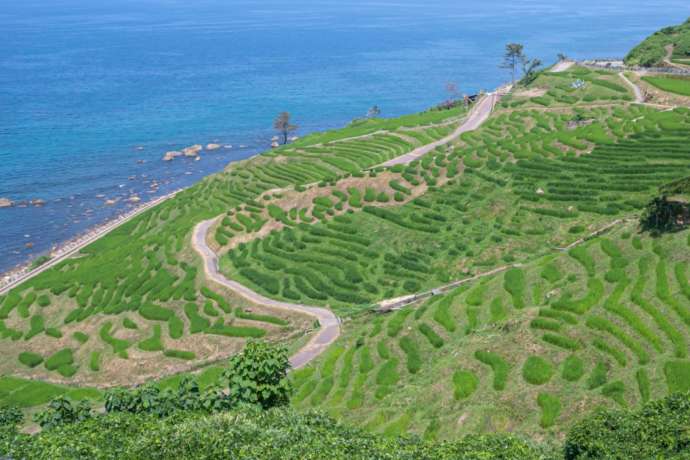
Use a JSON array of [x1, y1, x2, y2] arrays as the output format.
[[0, 0, 688, 273]]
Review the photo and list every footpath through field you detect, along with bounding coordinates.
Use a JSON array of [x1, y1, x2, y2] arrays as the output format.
[[192, 218, 340, 369]]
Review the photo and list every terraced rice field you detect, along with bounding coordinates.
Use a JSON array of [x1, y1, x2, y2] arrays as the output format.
[[291, 224, 690, 438], [500, 66, 634, 109], [4, 61, 690, 444], [641, 75, 690, 97], [220, 102, 690, 311], [0, 105, 467, 387]]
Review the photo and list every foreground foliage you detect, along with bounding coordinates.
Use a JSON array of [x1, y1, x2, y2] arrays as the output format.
[[0, 408, 548, 460], [565, 391, 690, 459], [4, 392, 690, 459]]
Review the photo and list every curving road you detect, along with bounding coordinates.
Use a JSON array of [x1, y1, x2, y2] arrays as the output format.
[[380, 91, 501, 167], [192, 218, 340, 369]]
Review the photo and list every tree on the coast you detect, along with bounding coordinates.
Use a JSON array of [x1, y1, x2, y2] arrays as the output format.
[[521, 58, 542, 85], [501, 43, 525, 85], [274, 112, 298, 144], [367, 105, 381, 119]]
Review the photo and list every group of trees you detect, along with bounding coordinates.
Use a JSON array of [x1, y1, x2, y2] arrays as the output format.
[[501, 43, 543, 85], [28, 341, 292, 431]]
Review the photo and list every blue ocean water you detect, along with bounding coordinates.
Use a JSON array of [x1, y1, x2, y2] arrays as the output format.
[[0, 0, 687, 273]]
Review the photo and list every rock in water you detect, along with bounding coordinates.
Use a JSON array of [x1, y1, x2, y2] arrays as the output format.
[[182, 145, 203, 157], [128, 195, 141, 203], [31, 199, 46, 207], [163, 151, 182, 161], [0, 198, 13, 208], [206, 143, 221, 151]]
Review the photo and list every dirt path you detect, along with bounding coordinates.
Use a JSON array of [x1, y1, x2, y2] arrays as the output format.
[[378, 264, 516, 312], [379, 91, 501, 167], [192, 218, 340, 369], [663, 44, 690, 71], [619, 72, 645, 103], [551, 60, 575, 73]]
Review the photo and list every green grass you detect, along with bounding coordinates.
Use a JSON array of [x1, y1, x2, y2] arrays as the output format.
[[642, 75, 690, 96]]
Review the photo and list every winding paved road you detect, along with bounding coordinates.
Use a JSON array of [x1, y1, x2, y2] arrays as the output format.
[[192, 218, 340, 369], [380, 91, 502, 167]]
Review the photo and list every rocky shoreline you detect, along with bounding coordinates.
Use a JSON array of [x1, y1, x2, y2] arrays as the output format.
[[0, 189, 183, 295], [162, 142, 229, 161]]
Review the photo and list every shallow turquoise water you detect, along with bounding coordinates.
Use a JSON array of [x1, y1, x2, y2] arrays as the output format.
[[0, 0, 687, 271]]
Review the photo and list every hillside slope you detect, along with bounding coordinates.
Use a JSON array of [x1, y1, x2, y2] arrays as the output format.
[[625, 17, 690, 66]]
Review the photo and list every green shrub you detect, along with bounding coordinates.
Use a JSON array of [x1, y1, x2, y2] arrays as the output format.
[[537, 393, 561, 428], [542, 333, 580, 350], [474, 350, 510, 391], [72, 332, 89, 344], [37, 295, 51, 307], [18, 352, 43, 368], [358, 346, 374, 374], [45, 348, 74, 371], [399, 336, 422, 374], [587, 361, 609, 390], [167, 314, 184, 339], [45, 328, 63, 339], [123, 317, 138, 329], [503, 268, 526, 308], [138, 324, 164, 352], [562, 355, 585, 382], [540, 264, 562, 283], [1, 407, 546, 459], [222, 341, 291, 409], [139, 304, 174, 322], [522, 356, 554, 385], [417, 323, 444, 348], [89, 351, 101, 372], [100, 322, 131, 355], [564, 391, 690, 459], [375, 359, 400, 387], [185, 303, 211, 334], [453, 370, 479, 400]]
